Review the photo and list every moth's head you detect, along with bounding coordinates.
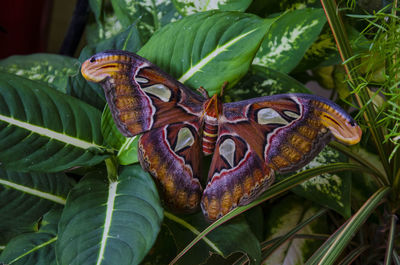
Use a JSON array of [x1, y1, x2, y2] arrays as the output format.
[[319, 106, 362, 145], [204, 94, 223, 118], [81, 50, 133, 83]]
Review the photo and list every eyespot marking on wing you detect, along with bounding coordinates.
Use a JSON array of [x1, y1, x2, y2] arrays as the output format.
[[136, 77, 149, 83], [257, 108, 289, 125], [142, 84, 172, 102], [219, 138, 236, 167], [174, 127, 195, 152], [283, 110, 300, 119]]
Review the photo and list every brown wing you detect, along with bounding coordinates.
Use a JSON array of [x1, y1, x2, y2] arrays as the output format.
[[202, 93, 362, 221], [81, 50, 206, 137], [222, 93, 362, 173], [138, 121, 203, 213]]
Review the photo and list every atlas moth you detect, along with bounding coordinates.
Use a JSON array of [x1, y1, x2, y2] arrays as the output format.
[[81, 50, 362, 221]]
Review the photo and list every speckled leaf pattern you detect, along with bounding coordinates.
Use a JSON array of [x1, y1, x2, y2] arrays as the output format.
[[110, 0, 181, 42], [139, 11, 275, 96], [291, 146, 351, 217], [0, 168, 70, 232], [0, 72, 108, 172], [56, 165, 163, 265], [0, 53, 80, 94], [253, 8, 326, 73], [0, 210, 61, 265], [263, 195, 328, 265], [173, 0, 252, 16]]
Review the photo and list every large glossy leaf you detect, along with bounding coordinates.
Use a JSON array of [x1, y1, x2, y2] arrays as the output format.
[[0, 168, 70, 232], [0, 209, 61, 265], [165, 212, 261, 265], [262, 195, 328, 264], [227, 65, 310, 102], [253, 8, 326, 73], [139, 11, 275, 95], [173, 0, 252, 16], [0, 54, 79, 94], [0, 72, 108, 172], [56, 165, 163, 265]]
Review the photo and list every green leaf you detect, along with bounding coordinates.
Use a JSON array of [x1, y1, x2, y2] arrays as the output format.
[[86, 10, 122, 46], [110, 0, 181, 41], [101, 106, 126, 150], [0, 209, 61, 265], [80, 23, 143, 58], [139, 11, 275, 95], [0, 72, 108, 172], [89, 0, 102, 22], [117, 137, 139, 165], [0, 168, 70, 233], [141, 224, 178, 264], [0, 53, 80, 94], [173, 0, 252, 16], [101, 107, 139, 165], [56, 165, 163, 265], [165, 212, 261, 265], [227, 65, 310, 102], [307, 186, 390, 265], [171, 163, 371, 264], [262, 196, 328, 264], [291, 146, 352, 218], [253, 8, 326, 73]]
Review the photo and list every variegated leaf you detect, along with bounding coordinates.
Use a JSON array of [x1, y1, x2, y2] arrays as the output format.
[[291, 146, 351, 217], [253, 8, 326, 73], [173, 0, 252, 16], [263, 195, 328, 265], [0, 54, 79, 94]]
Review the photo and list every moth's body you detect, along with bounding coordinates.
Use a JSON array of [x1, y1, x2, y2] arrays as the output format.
[[81, 50, 362, 221]]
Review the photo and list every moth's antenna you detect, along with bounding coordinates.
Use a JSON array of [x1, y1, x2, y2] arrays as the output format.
[[197, 86, 209, 99]]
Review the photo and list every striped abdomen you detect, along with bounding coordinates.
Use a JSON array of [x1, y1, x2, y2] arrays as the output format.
[[202, 116, 218, 155]]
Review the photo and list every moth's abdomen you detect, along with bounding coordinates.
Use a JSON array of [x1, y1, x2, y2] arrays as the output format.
[[202, 116, 218, 155]]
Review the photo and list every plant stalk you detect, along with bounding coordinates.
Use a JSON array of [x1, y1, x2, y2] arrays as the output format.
[[320, 0, 392, 181]]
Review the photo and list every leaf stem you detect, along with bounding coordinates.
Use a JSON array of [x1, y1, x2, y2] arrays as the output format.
[[318, 186, 390, 265], [105, 157, 118, 182], [261, 208, 328, 260], [384, 214, 398, 265], [164, 211, 224, 258]]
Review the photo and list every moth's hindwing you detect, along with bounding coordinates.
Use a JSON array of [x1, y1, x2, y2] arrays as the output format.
[[201, 133, 275, 221], [138, 122, 203, 212]]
